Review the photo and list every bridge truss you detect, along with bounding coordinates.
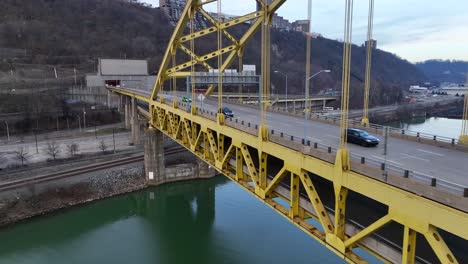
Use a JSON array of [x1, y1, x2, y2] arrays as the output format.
[[113, 0, 468, 263]]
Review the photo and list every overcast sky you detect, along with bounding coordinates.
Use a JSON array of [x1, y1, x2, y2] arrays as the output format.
[[143, 0, 468, 62]]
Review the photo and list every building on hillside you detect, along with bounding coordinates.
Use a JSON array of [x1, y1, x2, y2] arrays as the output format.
[[159, 0, 207, 28], [364, 39, 377, 49], [79, 59, 156, 106], [409, 85, 428, 93], [292, 20, 310, 33], [272, 14, 291, 30]]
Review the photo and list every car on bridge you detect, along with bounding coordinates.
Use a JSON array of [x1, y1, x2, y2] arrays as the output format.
[[182, 96, 192, 103], [222, 107, 234, 118], [346, 128, 379, 147]]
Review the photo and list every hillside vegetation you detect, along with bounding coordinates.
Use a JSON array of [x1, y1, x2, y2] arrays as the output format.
[[0, 0, 428, 108], [416, 60, 468, 85]]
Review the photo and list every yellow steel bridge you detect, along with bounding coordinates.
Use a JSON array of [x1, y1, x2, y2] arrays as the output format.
[[110, 0, 468, 263]]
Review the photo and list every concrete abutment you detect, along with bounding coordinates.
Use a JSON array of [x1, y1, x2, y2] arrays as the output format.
[[144, 129, 217, 186]]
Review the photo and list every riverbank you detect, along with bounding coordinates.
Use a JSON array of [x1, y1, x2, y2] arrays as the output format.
[[0, 161, 146, 227], [0, 145, 212, 228]]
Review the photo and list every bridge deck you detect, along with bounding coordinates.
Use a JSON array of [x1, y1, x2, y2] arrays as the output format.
[[124, 88, 468, 189]]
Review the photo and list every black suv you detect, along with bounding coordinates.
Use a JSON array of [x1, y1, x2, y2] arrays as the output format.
[[346, 128, 379, 147]]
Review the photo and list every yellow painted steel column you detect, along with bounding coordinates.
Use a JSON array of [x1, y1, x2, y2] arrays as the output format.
[[289, 173, 300, 218], [235, 147, 245, 181], [402, 226, 417, 264], [460, 75, 468, 144]]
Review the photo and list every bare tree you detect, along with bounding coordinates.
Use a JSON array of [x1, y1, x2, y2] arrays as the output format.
[[66, 142, 79, 157], [98, 139, 107, 153], [46, 141, 61, 160], [14, 147, 29, 166]]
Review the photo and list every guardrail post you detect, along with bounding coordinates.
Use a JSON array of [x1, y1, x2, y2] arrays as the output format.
[[361, 157, 365, 164], [248, 122, 250, 127], [314, 142, 318, 149], [271, 130, 274, 135], [235, 119, 238, 123], [280, 132, 284, 138], [241, 120, 244, 125], [290, 135, 294, 141], [431, 178, 436, 187], [328, 147, 332, 153], [381, 163, 385, 171], [404, 170, 410, 178], [417, 132, 420, 138], [451, 139, 455, 145], [464, 188, 468, 197], [255, 124, 258, 129], [402, 130, 405, 135], [302, 138, 305, 145], [307, 140, 311, 146], [433, 135, 436, 141]]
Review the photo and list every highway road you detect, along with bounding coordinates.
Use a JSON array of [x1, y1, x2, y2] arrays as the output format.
[[126, 89, 468, 188]]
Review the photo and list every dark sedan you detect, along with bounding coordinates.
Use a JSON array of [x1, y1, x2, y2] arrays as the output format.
[[222, 107, 234, 118], [346, 128, 379, 147]]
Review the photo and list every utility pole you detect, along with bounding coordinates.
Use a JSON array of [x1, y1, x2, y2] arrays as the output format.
[[4, 121, 10, 142], [83, 108, 87, 129], [77, 115, 82, 132], [33, 129, 39, 154], [383, 126, 389, 182], [113, 128, 116, 154]]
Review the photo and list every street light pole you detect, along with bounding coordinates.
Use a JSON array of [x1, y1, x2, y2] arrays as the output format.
[[83, 108, 87, 130], [77, 115, 82, 132], [274, 71, 288, 111], [4, 121, 10, 142], [303, 70, 331, 141]]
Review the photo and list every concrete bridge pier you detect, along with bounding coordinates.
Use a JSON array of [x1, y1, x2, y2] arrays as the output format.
[[144, 129, 217, 186], [124, 96, 131, 130], [144, 128, 165, 185], [130, 97, 141, 145]]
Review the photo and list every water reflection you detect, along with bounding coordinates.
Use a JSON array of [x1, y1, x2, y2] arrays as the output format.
[[386, 117, 462, 139]]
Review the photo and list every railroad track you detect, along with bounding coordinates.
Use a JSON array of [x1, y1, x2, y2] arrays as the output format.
[[0, 146, 186, 192]]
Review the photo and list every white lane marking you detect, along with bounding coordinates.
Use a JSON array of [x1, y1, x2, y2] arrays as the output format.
[[295, 121, 304, 124], [307, 137, 322, 142], [417, 149, 445, 157], [370, 155, 404, 166], [400, 153, 429, 162]]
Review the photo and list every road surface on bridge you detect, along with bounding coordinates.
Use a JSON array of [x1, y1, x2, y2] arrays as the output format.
[[128, 89, 468, 188]]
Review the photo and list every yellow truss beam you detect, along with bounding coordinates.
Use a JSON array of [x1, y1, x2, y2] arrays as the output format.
[[299, 170, 334, 234], [204, 18, 264, 96], [424, 225, 458, 264], [179, 44, 213, 70], [166, 45, 237, 75], [179, 11, 263, 44]]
